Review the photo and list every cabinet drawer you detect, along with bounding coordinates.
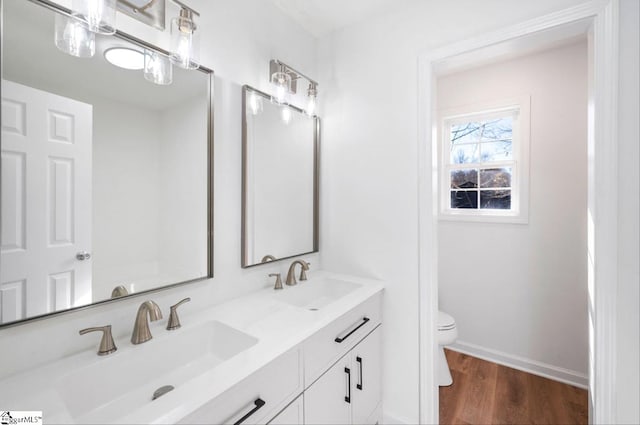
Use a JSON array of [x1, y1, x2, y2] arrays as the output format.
[[303, 292, 382, 386], [179, 348, 303, 425]]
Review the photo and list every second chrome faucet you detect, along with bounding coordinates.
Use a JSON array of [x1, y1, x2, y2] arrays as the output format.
[[285, 259, 310, 286], [131, 300, 163, 345]]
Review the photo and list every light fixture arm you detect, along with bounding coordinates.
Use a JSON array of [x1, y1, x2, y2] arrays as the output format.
[[270, 59, 318, 95], [170, 0, 200, 17]]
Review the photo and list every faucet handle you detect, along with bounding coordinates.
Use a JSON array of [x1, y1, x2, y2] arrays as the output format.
[[167, 297, 191, 330], [300, 262, 310, 281], [79, 325, 117, 356], [269, 273, 283, 290]]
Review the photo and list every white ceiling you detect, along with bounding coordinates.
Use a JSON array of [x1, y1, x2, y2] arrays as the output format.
[[269, 0, 418, 38]]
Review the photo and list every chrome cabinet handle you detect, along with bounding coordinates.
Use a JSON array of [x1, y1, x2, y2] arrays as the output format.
[[166, 297, 191, 330], [233, 398, 266, 425], [345, 367, 351, 403], [76, 251, 91, 261], [334, 317, 370, 343], [79, 325, 117, 356], [356, 356, 363, 390]]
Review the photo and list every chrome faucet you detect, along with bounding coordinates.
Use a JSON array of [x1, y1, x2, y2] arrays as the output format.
[[131, 300, 163, 344], [286, 260, 310, 286], [79, 325, 117, 356]]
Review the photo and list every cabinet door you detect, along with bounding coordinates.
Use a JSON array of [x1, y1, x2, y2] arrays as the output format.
[[268, 395, 303, 425], [351, 326, 382, 424], [304, 356, 352, 425]]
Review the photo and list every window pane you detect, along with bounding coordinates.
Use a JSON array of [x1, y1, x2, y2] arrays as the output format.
[[480, 140, 512, 161], [451, 191, 478, 209], [451, 169, 478, 189], [480, 168, 511, 188], [450, 143, 479, 164], [451, 122, 482, 144], [480, 190, 511, 209], [480, 117, 513, 141]]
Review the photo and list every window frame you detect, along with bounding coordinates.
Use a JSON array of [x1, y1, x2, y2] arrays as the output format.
[[438, 96, 530, 224]]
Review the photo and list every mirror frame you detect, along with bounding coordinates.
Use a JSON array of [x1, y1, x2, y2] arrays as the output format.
[[241, 85, 319, 268], [0, 0, 215, 328]]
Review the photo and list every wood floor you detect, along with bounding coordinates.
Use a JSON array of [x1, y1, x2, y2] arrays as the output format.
[[439, 349, 588, 425]]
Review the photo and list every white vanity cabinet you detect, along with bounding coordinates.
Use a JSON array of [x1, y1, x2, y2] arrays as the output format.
[[177, 289, 383, 425], [305, 326, 382, 425], [267, 395, 304, 424], [178, 348, 303, 425]]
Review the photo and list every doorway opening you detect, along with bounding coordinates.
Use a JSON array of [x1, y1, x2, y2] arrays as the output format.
[[417, 3, 619, 424], [435, 37, 589, 424]]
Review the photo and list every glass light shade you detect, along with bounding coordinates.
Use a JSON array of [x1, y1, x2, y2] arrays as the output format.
[[305, 94, 317, 116], [170, 15, 200, 70], [71, 0, 117, 35], [54, 14, 95, 58], [270, 71, 291, 105], [144, 50, 173, 85]]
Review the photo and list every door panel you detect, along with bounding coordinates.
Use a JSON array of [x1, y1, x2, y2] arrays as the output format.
[[1, 79, 92, 322], [352, 326, 383, 425], [304, 356, 352, 425]]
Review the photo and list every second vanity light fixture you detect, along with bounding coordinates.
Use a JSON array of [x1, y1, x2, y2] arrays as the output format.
[[270, 59, 319, 118], [55, 0, 201, 86]]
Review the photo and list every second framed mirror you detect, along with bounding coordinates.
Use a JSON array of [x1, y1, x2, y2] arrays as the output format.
[[241, 86, 319, 268]]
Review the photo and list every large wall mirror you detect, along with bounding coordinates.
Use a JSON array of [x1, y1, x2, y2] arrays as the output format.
[[241, 86, 319, 268], [0, 0, 213, 326]]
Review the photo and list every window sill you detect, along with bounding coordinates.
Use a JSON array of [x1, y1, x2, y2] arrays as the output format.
[[438, 212, 528, 225]]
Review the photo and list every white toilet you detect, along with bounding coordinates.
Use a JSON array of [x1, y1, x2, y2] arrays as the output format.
[[438, 311, 458, 386]]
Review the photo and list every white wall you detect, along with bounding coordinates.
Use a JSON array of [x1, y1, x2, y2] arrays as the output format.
[[316, 0, 591, 422], [615, 0, 640, 423], [0, 0, 320, 380], [437, 42, 588, 382]]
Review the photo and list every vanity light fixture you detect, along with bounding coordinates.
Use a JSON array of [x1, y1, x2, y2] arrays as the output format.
[[144, 50, 173, 85], [54, 14, 96, 58], [269, 59, 319, 116], [56, 0, 201, 84], [169, 0, 201, 70], [104, 47, 145, 70], [271, 63, 292, 105], [71, 0, 117, 35]]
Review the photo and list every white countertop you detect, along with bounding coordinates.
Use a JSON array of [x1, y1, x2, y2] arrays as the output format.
[[0, 271, 384, 424]]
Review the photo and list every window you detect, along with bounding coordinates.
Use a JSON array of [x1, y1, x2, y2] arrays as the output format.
[[440, 98, 529, 223]]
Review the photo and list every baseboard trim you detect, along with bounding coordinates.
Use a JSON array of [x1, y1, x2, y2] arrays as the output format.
[[449, 340, 589, 389]]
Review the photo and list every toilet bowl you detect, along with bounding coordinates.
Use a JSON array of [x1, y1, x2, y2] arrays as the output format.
[[438, 311, 458, 386]]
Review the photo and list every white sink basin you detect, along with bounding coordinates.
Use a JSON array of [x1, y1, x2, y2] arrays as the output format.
[[277, 278, 361, 310], [58, 320, 258, 423]]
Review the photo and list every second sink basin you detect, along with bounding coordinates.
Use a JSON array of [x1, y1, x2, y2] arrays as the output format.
[[59, 320, 257, 423], [277, 277, 361, 310]]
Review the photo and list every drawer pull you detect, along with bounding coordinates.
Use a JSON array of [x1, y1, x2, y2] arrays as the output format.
[[233, 398, 266, 425], [356, 356, 363, 390], [345, 367, 351, 403], [334, 317, 370, 343]]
